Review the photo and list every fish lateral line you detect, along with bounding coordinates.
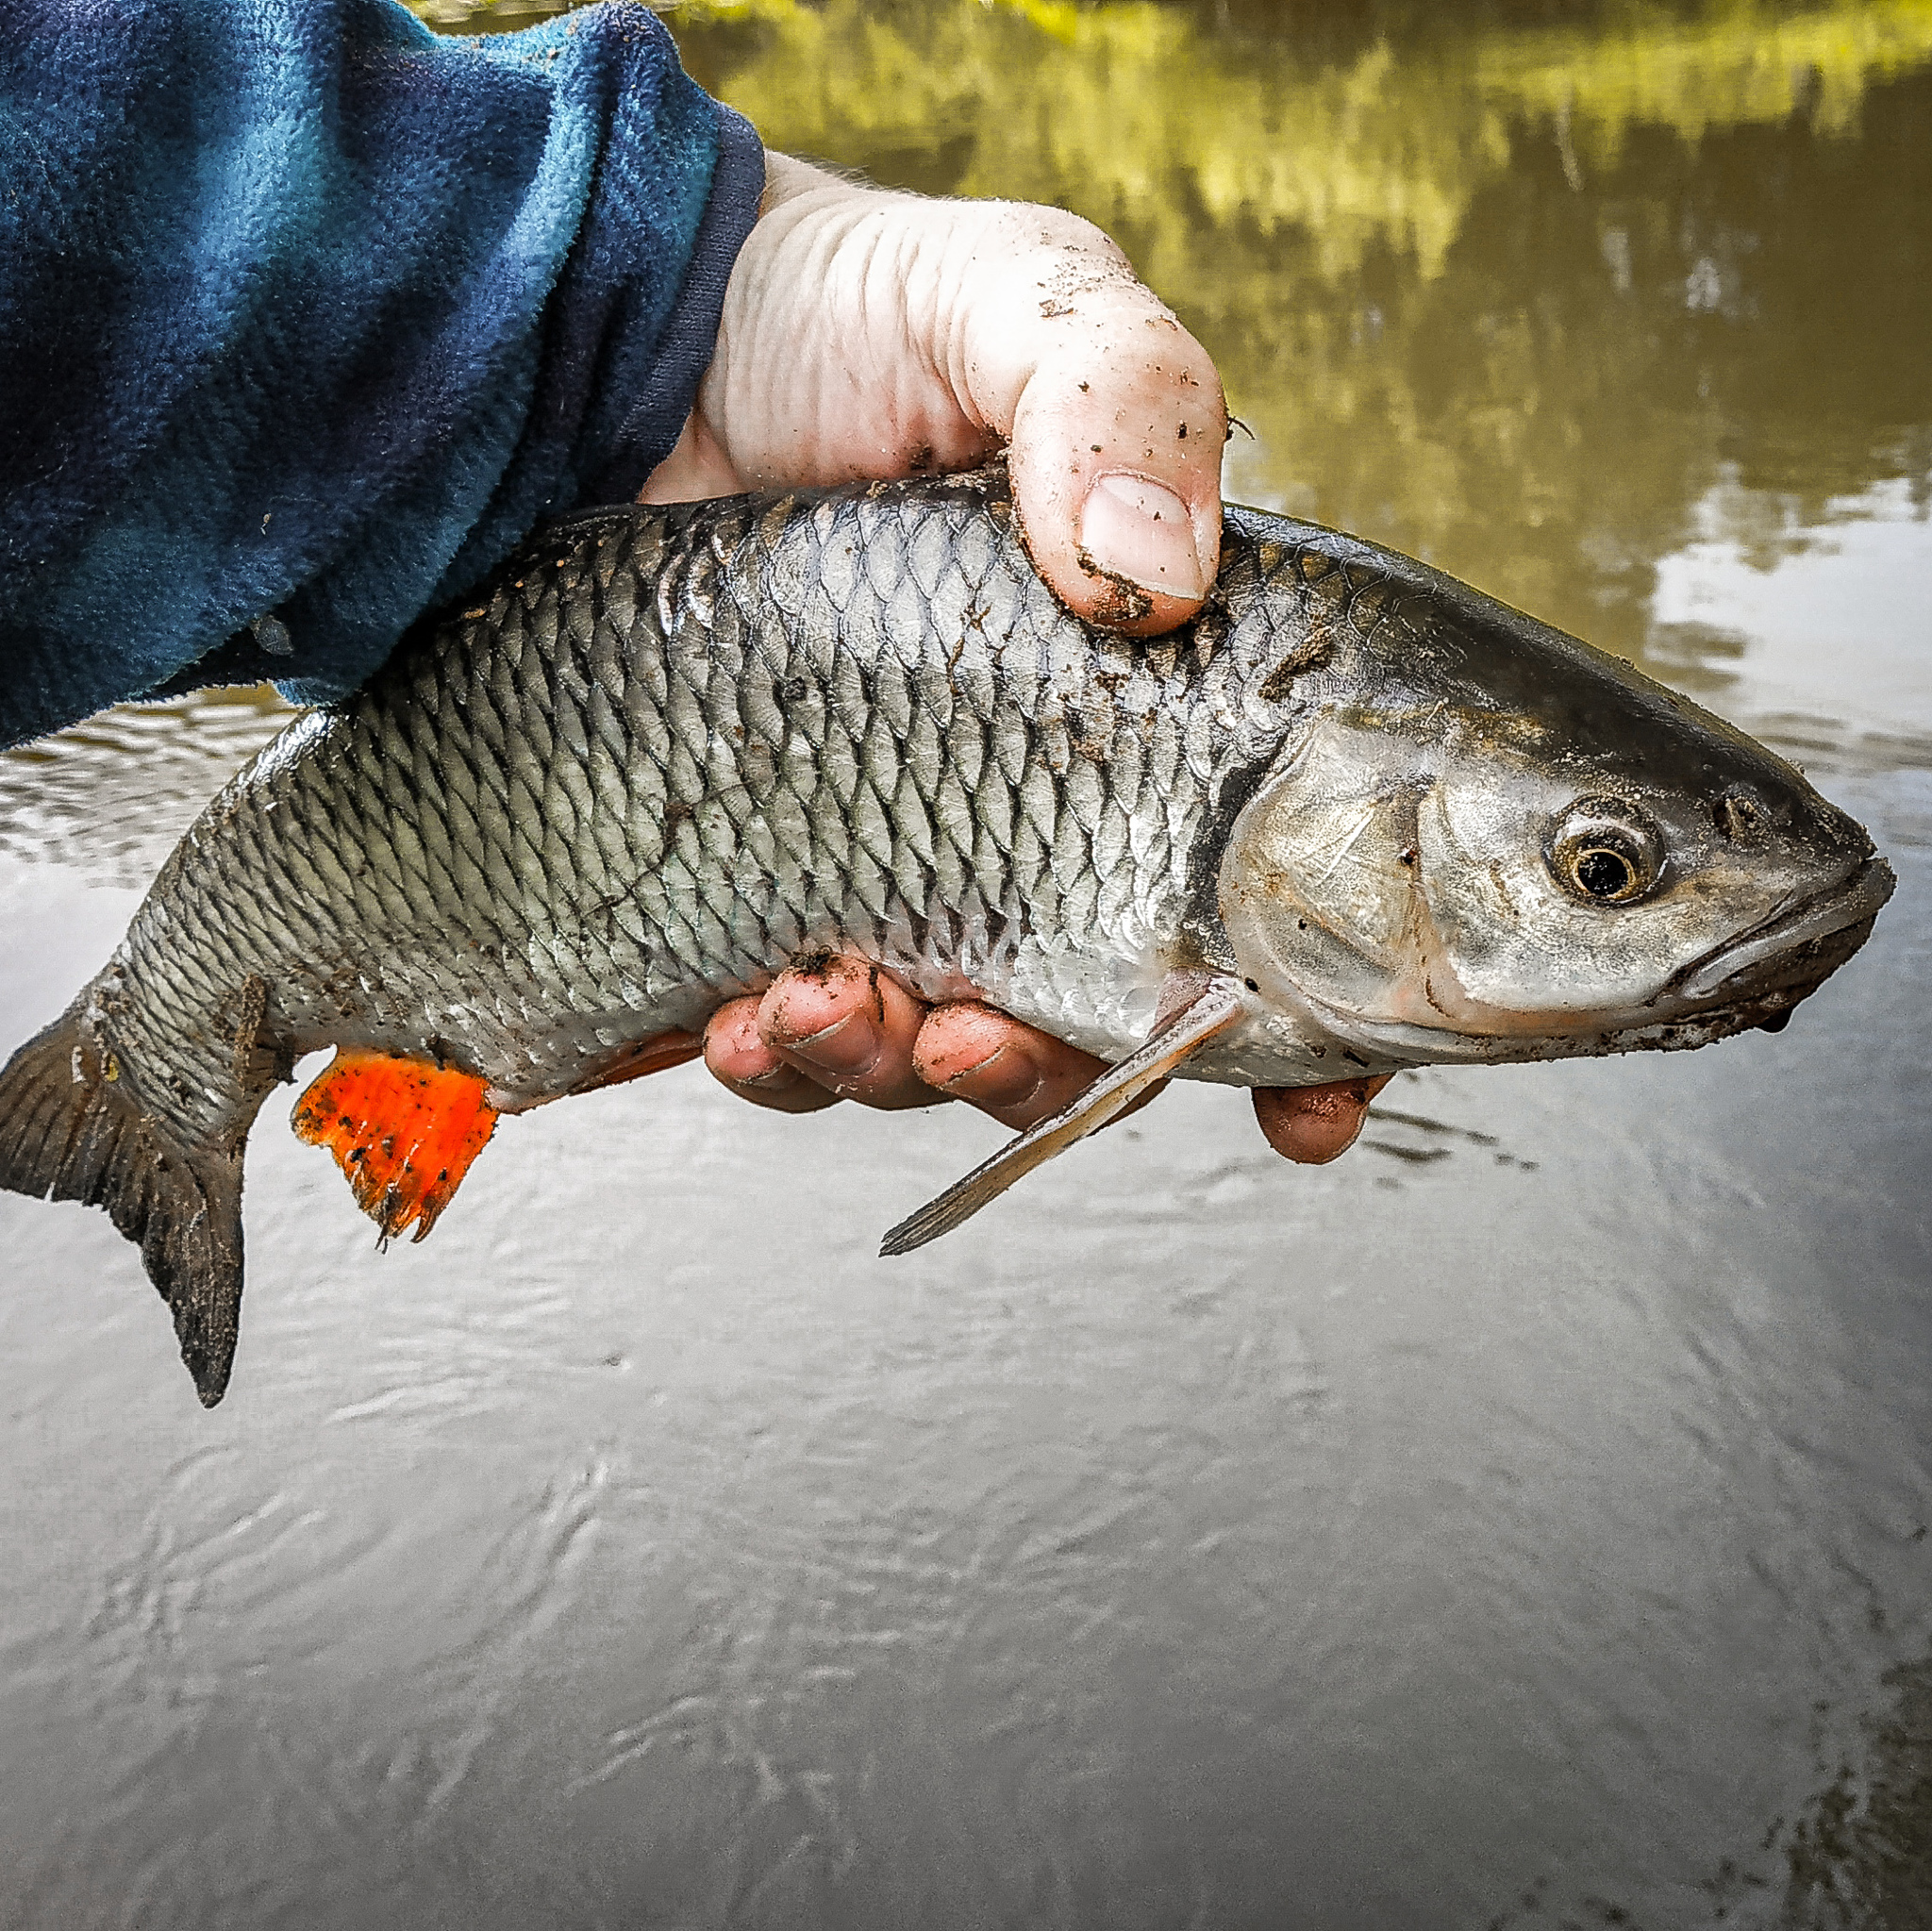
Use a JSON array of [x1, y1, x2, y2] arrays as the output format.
[[291, 1049, 499, 1243], [878, 970, 1246, 1257]]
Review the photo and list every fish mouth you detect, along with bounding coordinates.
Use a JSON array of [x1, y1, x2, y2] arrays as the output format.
[[1667, 855, 1896, 1007]]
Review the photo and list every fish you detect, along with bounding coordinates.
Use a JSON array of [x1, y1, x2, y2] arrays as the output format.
[[0, 468, 1893, 1406]]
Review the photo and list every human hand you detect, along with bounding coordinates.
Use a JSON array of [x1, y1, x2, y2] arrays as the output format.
[[643, 152, 1224, 628], [646, 154, 1382, 1162], [701, 958, 1391, 1163]]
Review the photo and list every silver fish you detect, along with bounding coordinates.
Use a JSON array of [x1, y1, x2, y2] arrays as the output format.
[[0, 470, 1892, 1404]]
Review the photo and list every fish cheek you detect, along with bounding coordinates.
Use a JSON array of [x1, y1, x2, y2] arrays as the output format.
[[1218, 763, 1424, 1018], [1410, 785, 1551, 1007], [1412, 787, 1676, 1022]]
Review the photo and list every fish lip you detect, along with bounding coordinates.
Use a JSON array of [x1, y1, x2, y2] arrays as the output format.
[[1668, 855, 1896, 1005]]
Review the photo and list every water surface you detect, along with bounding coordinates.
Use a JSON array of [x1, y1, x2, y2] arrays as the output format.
[[3, 5, 1929, 1924]]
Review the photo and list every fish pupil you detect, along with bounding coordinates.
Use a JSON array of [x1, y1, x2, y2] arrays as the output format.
[[1575, 848, 1635, 899]]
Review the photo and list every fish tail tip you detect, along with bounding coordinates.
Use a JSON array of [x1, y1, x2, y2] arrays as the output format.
[[0, 1002, 247, 1407], [170, 1244, 243, 1407], [192, 1364, 233, 1410]]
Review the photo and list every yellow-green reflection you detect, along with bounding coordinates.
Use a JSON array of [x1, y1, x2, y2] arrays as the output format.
[[660, 0, 1932, 271], [417, 0, 1932, 679], [423, 1, 1932, 273], [1479, 2, 1932, 148]]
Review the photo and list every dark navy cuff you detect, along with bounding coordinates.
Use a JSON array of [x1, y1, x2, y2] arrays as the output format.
[[587, 103, 764, 506]]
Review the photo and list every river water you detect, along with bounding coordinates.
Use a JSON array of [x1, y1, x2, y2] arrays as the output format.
[[3, 3, 1929, 1925]]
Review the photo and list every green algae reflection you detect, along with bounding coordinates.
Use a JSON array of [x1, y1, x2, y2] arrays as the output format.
[[419, 0, 1932, 679]]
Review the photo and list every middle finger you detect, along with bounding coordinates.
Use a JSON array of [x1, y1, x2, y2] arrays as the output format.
[[759, 957, 948, 1110]]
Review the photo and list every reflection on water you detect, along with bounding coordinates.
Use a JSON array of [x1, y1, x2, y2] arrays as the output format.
[[1784, 1647, 1932, 1927], [1649, 473, 1932, 772], [0, 689, 293, 886], [3, 3, 1930, 1927]]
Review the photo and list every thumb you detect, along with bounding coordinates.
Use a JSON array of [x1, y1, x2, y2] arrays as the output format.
[[954, 208, 1226, 634]]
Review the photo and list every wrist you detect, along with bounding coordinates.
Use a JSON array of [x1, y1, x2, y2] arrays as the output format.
[[759, 150, 871, 216]]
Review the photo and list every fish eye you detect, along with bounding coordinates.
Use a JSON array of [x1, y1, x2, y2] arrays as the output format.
[[1548, 799, 1662, 906]]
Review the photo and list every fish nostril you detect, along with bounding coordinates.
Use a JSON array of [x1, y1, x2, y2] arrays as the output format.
[[1716, 789, 1771, 841]]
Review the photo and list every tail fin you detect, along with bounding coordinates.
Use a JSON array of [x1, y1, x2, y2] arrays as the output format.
[[0, 1007, 246, 1407]]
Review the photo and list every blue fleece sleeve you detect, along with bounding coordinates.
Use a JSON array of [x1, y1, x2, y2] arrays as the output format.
[[0, 0, 764, 746]]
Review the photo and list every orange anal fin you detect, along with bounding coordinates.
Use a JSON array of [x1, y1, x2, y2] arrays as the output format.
[[565, 1029, 703, 1098], [291, 1049, 498, 1244]]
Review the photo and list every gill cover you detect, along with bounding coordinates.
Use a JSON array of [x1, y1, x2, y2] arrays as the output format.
[[1216, 718, 1436, 1033]]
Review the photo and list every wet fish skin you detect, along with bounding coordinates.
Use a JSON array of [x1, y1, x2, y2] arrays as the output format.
[[0, 469, 1890, 1402], [72, 474, 1299, 1154]]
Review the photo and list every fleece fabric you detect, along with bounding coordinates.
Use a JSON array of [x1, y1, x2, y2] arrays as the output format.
[[0, 0, 763, 746]]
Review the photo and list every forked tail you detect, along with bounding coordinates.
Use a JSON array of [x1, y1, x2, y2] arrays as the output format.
[[0, 1004, 248, 1407]]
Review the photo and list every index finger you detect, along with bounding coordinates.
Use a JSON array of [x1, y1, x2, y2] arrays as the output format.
[[1251, 1076, 1393, 1164]]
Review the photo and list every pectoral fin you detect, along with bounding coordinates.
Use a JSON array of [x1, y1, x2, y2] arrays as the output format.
[[878, 971, 1245, 1256]]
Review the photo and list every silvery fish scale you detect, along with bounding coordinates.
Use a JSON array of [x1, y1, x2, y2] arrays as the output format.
[[92, 474, 1324, 1151]]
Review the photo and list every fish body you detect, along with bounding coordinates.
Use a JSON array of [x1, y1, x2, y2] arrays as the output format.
[[0, 471, 1891, 1402]]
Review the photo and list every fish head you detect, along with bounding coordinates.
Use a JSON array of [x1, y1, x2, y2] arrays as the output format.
[[1217, 590, 1892, 1071]]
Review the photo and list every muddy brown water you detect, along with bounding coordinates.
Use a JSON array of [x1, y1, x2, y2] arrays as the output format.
[[4, 4, 1929, 1926]]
